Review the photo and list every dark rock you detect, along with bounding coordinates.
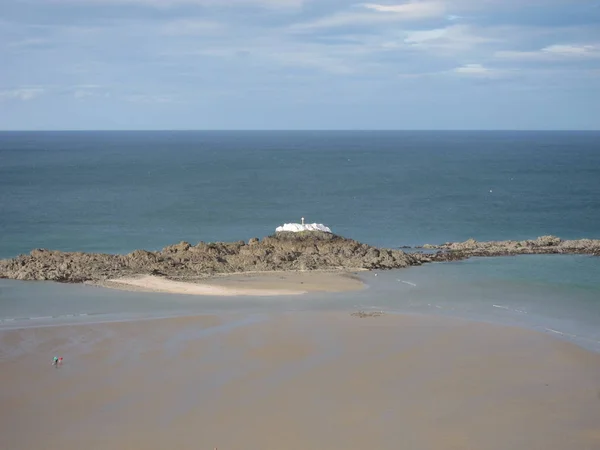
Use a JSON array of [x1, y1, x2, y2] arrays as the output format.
[[163, 241, 191, 253], [426, 236, 600, 258], [1, 232, 598, 284], [0, 231, 413, 283]]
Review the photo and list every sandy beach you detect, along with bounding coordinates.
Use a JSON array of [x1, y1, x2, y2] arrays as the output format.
[[98, 271, 366, 296], [2, 311, 600, 450]]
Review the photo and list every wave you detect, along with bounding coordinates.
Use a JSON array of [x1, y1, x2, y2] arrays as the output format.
[[493, 304, 527, 314], [0, 312, 96, 324]]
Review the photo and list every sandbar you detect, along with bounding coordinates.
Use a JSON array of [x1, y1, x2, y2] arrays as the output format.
[[2, 312, 600, 450], [97, 271, 365, 296]]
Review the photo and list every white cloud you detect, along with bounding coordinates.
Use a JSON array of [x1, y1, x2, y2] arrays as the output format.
[[362, 1, 445, 16], [452, 63, 510, 78], [496, 44, 600, 60], [453, 63, 489, 74], [543, 44, 598, 55], [0, 88, 44, 101], [395, 63, 509, 80], [403, 25, 498, 52], [404, 27, 447, 43], [291, 1, 446, 30], [72, 85, 109, 99]]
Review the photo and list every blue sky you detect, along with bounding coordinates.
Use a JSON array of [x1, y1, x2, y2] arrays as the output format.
[[1, 0, 599, 130]]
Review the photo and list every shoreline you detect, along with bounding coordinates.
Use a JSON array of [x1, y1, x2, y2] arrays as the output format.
[[2, 255, 598, 354], [2, 299, 598, 353], [94, 271, 366, 297]]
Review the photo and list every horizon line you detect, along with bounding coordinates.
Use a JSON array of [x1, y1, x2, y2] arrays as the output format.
[[1, 129, 599, 133]]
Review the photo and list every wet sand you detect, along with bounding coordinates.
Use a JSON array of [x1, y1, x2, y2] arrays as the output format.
[[1, 312, 600, 450], [99, 271, 365, 296]]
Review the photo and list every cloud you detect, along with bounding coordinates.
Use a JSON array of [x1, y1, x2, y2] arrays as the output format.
[[0, 88, 45, 101], [403, 25, 498, 52], [361, 1, 445, 16], [72, 85, 109, 99], [179, 39, 360, 75], [496, 44, 600, 60], [0, 85, 109, 102], [404, 27, 447, 43], [543, 44, 599, 55], [452, 63, 508, 78], [395, 62, 512, 80], [291, 1, 446, 30], [453, 63, 489, 74]]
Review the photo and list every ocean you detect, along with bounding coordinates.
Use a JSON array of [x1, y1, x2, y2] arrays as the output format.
[[1, 131, 599, 350]]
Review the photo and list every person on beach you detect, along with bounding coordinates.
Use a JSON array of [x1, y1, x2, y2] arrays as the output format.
[[52, 356, 63, 367]]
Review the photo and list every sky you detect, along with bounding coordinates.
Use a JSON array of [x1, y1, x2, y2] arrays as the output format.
[[1, 0, 599, 130]]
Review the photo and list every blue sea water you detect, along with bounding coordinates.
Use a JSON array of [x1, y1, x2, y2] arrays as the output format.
[[1, 130, 599, 256], [1, 131, 599, 350]]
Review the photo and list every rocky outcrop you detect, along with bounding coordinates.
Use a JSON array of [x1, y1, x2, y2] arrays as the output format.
[[0, 232, 597, 285], [0, 231, 422, 283], [420, 235, 600, 259]]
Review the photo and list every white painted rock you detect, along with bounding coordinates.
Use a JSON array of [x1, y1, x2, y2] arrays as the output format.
[[275, 222, 332, 233]]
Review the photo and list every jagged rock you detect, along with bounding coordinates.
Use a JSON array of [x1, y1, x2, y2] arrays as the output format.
[[163, 241, 192, 253], [0, 232, 413, 283], [0, 232, 598, 285], [534, 235, 562, 246], [427, 235, 600, 258]]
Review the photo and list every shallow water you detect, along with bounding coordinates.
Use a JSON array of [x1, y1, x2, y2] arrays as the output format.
[[1, 131, 599, 352], [2, 255, 599, 352], [359, 255, 600, 352]]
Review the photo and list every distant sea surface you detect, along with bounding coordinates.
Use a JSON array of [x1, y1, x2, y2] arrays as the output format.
[[1, 130, 599, 257], [1, 131, 599, 350]]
